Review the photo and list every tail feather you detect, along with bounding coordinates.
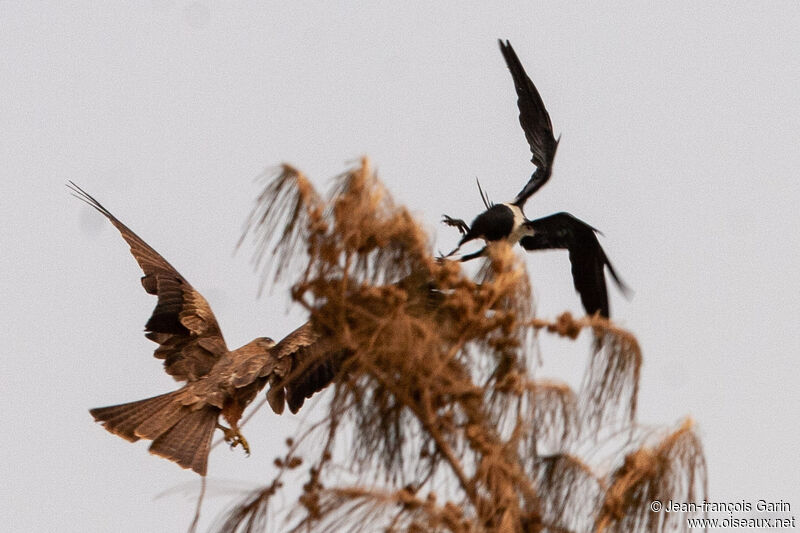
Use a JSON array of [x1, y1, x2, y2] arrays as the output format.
[[134, 402, 190, 440], [149, 408, 218, 476], [604, 255, 633, 299], [90, 391, 179, 442], [90, 389, 220, 475]]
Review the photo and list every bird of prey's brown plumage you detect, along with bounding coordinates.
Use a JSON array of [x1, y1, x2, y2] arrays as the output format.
[[69, 182, 343, 476]]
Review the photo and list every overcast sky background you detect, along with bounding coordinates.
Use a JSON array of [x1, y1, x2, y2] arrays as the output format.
[[2, 2, 798, 531]]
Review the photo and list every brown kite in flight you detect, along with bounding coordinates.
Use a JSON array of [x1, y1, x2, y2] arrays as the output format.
[[70, 182, 342, 476]]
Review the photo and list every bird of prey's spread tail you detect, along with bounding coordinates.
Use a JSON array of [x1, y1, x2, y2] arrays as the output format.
[[69, 182, 344, 476], [442, 40, 630, 318]]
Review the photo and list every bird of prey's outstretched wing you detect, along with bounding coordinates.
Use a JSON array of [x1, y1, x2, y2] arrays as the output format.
[[499, 39, 560, 208], [68, 182, 228, 381], [228, 322, 348, 415], [520, 213, 629, 317]]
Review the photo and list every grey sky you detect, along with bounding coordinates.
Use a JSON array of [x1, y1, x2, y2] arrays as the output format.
[[2, 2, 798, 531]]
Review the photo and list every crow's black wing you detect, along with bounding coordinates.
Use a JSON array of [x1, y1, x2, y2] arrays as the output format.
[[499, 40, 559, 208], [520, 213, 628, 317]]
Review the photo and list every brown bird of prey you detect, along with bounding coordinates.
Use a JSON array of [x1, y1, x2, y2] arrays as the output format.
[[69, 182, 341, 476]]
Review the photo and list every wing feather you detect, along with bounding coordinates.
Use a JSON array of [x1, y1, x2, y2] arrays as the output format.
[[69, 182, 228, 381], [226, 322, 347, 414], [520, 212, 628, 317], [498, 40, 559, 207]]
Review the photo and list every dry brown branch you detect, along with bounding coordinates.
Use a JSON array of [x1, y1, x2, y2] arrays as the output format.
[[219, 159, 705, 533], [595, 419, 707, 532], [238, 164, 324, 291], [528, 313, 642, 431]]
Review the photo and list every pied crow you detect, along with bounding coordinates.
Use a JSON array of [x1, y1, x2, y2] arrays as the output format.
[[442, 40, 629, 318]]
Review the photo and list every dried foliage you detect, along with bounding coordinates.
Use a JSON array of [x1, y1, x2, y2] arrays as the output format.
[[594, 419, 707, 532], [220, 159, 705, 532]]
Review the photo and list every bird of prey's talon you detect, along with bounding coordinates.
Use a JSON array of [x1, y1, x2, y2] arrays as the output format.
[[218, 424, 251, 456]]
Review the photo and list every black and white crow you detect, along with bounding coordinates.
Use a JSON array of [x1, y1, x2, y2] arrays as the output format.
[[443, 40, 629, 318]]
